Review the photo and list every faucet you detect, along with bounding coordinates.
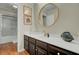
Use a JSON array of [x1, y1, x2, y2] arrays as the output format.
[[44, 32, 49, 38]]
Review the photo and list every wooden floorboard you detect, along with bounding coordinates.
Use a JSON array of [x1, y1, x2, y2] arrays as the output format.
[[0, 42, 29, 55]]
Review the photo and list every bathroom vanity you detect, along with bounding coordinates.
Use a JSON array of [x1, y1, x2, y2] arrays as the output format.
[[24, 3, 79, 55], [24, 33, 79, 55]]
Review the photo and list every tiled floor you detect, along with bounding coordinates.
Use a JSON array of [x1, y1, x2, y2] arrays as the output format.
[[0, 42, 29, 55]]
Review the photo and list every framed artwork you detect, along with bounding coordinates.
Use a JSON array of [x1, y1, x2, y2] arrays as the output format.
[[23, 6, 32, 25]]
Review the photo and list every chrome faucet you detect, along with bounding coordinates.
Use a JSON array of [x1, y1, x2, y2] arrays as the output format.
[[44, 32, 49, 38]]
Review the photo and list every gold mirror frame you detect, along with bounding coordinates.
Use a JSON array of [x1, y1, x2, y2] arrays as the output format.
[[39, 3, 59, 28]]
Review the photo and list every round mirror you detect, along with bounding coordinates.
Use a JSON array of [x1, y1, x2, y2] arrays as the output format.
[[39, 3, 59, 28]]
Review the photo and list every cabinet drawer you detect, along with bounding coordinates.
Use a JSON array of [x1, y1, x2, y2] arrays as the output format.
[[48, 44, 78, 55], [36, 40, 47, 50], [36, 46, 47, 55], [29, 37, 36, 44], [48, 44, 62, 51], [48, 44, 60, 55]]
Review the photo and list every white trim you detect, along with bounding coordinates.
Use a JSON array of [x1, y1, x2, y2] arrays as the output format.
[[0, 41, 17, 44], [18, 48, 25, 52], [12, 41, 17, 43]]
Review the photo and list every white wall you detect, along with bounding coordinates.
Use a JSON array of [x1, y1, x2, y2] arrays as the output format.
[[17, 3, 79, 52], [0, 15, 17, 44], [24, 4, 37, 33], [0, 5, 17, 44], [0, 14, 2, 39], [17, 3, 36, 52], [35, 3, 79, 35], [0, 10, 16, 17], [17, 4, 24, 52]]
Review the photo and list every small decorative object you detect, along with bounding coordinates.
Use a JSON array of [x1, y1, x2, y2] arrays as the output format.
[[61, 32, 74, 42], [23, 6, 32, 25]]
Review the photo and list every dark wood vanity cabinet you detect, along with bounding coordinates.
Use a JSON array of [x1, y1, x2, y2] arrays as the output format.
[[48, 44, 67, 55], [47, 44, 78, 55], [28, 37, 36, 55], [24, 35, 47, 55], [29, 43, 36, 55], [24, 35, 29, 51], [36, 46, 47, 55], [36, 40, 48, 55], [24, 35, 79, 55], [24, 35, 35, 55], [48, 44, 58, 55]]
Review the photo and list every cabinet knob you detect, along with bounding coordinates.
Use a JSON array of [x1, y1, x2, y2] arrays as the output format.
[[57, 52, 60, 55], [35, 49, 37, 51]]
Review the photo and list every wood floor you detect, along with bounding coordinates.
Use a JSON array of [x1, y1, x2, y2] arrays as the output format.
[[0, 42, 29, 55]]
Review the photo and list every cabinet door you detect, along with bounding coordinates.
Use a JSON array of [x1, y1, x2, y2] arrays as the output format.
[[48, 50, 58, 55], [48, 44, 79, 55], [24, 39, 29, 51], [29, 43, 36, 55], [48, 44, 59, 55], [24, 35, 29, 51], [36, 46, 47, 55], [36, 40, 47, 50], [59, 50, 78, 55]]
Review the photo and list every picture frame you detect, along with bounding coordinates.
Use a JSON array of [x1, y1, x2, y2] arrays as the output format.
[[23, 6, 32, 25]]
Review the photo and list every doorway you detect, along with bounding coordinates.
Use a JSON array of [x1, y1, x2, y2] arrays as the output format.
[[0, 3, 17, 54]]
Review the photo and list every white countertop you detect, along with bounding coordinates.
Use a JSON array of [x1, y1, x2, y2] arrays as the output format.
[[24, 32, 79, 54]]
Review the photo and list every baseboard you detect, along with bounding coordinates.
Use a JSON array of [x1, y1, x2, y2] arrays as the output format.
[[0, 41, 17, 44], [12, 41, 17, 43], [18, 48, 25, 52]]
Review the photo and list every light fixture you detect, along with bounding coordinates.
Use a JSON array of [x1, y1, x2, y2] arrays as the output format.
[[13, 5, 17, 8]]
